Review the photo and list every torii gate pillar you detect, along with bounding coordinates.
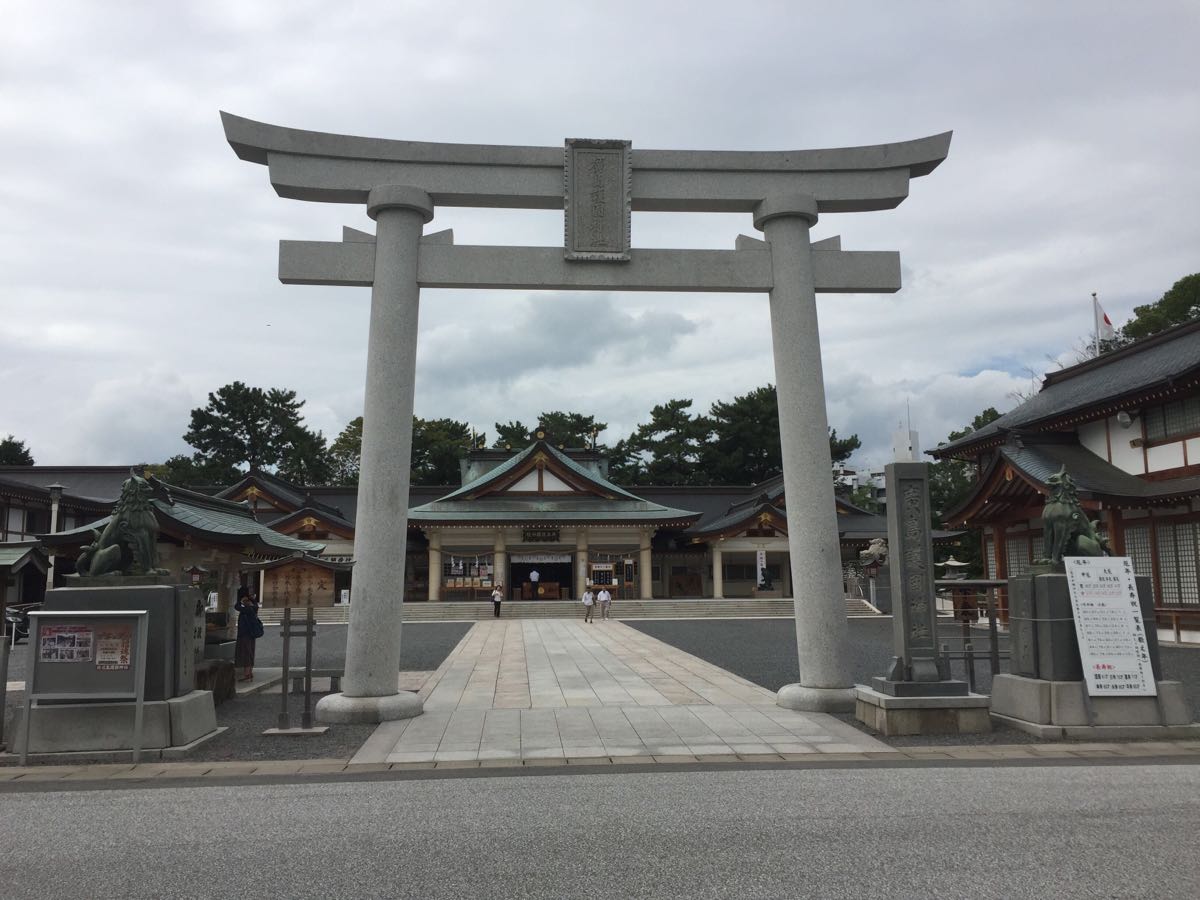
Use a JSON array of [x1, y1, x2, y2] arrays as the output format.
[[756, 194, 854, 710], [221, 113, 950, 721]]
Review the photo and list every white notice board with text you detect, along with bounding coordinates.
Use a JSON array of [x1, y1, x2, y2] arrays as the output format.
[[1064, 556, 1156, 697]]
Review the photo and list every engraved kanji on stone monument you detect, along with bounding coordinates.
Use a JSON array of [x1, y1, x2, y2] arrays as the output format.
[[564, 138, 631, 260], [883, 462, 947, 686]]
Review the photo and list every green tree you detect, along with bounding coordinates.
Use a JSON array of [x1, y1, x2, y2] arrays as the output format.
[[493, 412, 606, 449], [328, 417, 363, 485], [701, 385, 783, 484], [613, 399, 711, 485], [0, 434, 34, 465], [492, 420, 532, 448], [699, 384, 861, 485], [182, 382, 329, 484], [1121, 273, 1200, 341], [829, 428, 862, 465], [928, 406, 1003, 576], [144, 454, 239, 487], [411, 417, 476, 485]]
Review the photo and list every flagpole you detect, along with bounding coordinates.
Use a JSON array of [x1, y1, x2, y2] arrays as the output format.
[[1092, 291, 1100, 357]]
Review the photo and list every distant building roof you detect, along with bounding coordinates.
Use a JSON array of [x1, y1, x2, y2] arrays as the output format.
[[934, 319, 1200, 459], [410, 440, 700, 527], [39, 475, 325, 558]]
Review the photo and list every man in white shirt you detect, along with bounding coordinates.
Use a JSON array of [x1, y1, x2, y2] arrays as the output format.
[[597, 587, 612, 620], [529, 569, 540, 599], [581, 587, 595, 622]]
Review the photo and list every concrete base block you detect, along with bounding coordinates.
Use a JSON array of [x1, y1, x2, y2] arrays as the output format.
[[776, 683, 855, 713], [168, 691, 218, 745], [854, 685, 991, 736], [262, 726, 330, 736], [991, 713, 1200, 741], [991, 674, 1193, 727], [315, 691, 423, 724], [15, 690, 217, 752], [3, 726, 227, 764]]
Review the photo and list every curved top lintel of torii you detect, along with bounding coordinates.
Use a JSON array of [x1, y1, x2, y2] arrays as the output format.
[[220, 111, 952, 212]]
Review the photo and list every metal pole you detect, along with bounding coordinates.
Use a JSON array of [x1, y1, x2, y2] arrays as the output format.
[[131, 611, 149, 764], [278, 607, 291, 730], [301, 606, 314, 730], [988, 589, 1001, 675], [0, 639, 9, 750]]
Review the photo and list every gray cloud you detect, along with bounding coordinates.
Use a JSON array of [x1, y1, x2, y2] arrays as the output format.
[[2, 1, 1197, 467]]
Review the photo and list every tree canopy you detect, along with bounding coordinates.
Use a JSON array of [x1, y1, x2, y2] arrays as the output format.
[[493, 412, 606, 449], [1121, 273, 1200, 342], [180, 382, 330, 485], [0, 434, 34, 466], [159, 382, 863, 490], [927, 406, 1003, 576]]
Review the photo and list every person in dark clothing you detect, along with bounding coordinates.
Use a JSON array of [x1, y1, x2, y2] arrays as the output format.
[[234, 587, 261, 681]]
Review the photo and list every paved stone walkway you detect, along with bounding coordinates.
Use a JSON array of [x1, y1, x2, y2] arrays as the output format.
[[352, 619, 890, 765]]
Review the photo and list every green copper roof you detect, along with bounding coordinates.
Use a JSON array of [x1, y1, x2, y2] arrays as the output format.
[[39, 476, 324, 557], [411, 441, 699, 526]]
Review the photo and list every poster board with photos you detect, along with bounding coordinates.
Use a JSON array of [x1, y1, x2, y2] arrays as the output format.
[[28, 610, 149, 699]]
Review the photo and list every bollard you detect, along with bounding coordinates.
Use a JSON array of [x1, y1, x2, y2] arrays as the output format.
[[278, 607, 292, 730], [301, 606, 314, 730], [964, 641, 977, 693]]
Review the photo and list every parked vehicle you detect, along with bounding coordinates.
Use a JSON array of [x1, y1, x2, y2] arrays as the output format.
[[4, 602, 39, 644]]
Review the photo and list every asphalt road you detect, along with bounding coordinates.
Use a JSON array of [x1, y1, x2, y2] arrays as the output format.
[[2, 765, 1197, 899], [629, 618, 1200, 723]]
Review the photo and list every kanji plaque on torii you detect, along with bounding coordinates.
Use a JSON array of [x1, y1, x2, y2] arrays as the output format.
[[222, 112, 951, 723]]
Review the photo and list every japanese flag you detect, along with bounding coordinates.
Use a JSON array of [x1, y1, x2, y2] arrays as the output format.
[[1094, 294, 1116, 341]]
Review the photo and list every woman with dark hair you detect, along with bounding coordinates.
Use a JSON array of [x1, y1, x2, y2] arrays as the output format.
[[234, 586, 263, 681]]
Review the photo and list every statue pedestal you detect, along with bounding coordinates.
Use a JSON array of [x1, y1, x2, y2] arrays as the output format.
[[854, 685, 991, 736], [995, 572, 1199, 738]]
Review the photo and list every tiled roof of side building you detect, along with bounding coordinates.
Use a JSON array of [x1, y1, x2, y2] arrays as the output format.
[[40, 476, 325, 557], [934, 318, 1200, 457]]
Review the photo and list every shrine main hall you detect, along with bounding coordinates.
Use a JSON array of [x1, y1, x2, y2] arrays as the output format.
[[4, 439, 890, 607]]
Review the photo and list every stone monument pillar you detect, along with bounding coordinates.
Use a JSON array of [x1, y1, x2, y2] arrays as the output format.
[[639, 531, 653, 600], [575, 529, 588, 600], [427, 531, 442, 603], [493, 531, 507, 600], [712, 545, 724, 600], [315, 185, 432, 724], [853, 462, 990, 735], [756, 194, 854, 712]]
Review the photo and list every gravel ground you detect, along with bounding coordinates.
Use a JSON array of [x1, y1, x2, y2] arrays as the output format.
[[628, 617, 1200, 746], [1, 622, 471, 764]]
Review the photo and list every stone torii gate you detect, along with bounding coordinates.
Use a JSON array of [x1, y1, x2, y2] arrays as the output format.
[[222, 113, 950, 723]]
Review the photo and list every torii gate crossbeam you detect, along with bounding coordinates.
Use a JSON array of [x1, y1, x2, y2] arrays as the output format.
[[222, 113, 950, 723]]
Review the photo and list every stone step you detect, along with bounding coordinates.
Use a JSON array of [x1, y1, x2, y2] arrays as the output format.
[[258, 596, 880, 624]]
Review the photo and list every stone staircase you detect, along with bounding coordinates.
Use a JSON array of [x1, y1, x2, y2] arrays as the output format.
[[258, 596, 880, 624]]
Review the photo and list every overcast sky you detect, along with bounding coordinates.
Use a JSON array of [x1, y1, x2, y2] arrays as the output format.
[[2, 1, 1197, 476]]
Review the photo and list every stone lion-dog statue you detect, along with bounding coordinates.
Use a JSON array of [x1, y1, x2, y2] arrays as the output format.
[[76, 471, 166, 576], [1037, 466, 1109, 566], [859, 537, 888, 568]]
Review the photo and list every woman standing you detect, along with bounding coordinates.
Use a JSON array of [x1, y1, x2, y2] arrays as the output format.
[[491, 583, 505, 618], [234, 587, 263, 681]]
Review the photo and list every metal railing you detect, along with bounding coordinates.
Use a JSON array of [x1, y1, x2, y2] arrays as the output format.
[[934, 579, 1009, 693]]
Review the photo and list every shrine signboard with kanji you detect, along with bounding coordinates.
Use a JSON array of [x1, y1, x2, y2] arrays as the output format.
[[1064, 556, 1156, 697]]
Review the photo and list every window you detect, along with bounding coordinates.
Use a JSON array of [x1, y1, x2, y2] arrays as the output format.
[[1143, 397, 1200, 442], [1005, 536, 1031, 576], [1155, 521, 1200, 607]]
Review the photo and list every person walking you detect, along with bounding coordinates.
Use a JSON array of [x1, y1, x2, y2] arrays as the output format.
[[581, 586, 595, 623], [597, 586, 612, 620], [234, 587, 263, 681], [491, 583, 505, 618]]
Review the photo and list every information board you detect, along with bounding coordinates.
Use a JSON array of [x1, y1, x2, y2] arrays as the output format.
[[1064, 556, 1156, 697]]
